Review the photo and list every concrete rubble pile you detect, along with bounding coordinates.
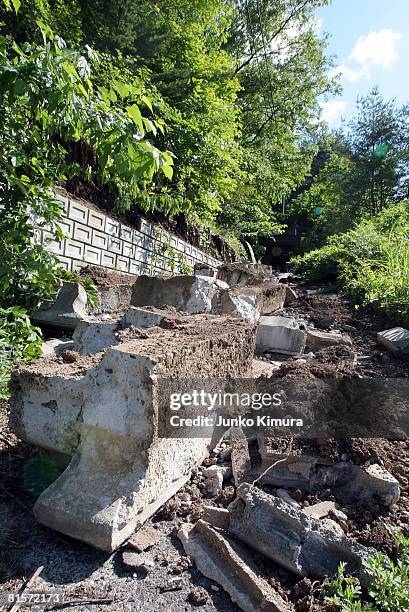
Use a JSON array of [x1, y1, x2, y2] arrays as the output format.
[[177, 433, 401, 611], [11, 262, 404, 611], [11, 311, 255, 551]]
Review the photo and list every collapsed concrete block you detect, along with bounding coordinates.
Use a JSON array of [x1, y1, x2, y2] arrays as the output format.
[[256, 448, 400, 508], [317, 462, 400, 508], [11, 316, 255, 551], [306, 329, 352, 351], [229, 484, 374, 581], [73, 321, 118, 355], [218, 291, 259, 322], [127, 524, 160, 552], [203, 466, 224, 498], [256, 316, 306, 355], [122, 551, 154, 574], [131, 275, 220, 314], [377, 327, 409, 352], [216, 263, 265, 288], [179, 520, 292, 612], [32, 283, 89, 329], [41, 338, 74, 357], [257, 452, 323, 490], [194, 263, 217, 279], [303, 501, 336, 520]]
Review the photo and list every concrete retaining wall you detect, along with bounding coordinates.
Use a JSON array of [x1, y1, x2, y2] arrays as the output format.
[[36, 193, 220, 275]]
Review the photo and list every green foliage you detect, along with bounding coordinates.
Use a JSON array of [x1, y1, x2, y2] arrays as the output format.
[[79, 276, 99, 310], [326, 531, 409, 612], [291, 202, 409, 322], [291, 90, 409, 251], [0, 7, 171, 309], [0, 306, 42, 398]]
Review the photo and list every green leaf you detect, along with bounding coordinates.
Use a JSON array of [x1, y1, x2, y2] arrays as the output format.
[[11, 0, 20, 13], [126, 104, 144, 133], [162, 163, 173, 180], [141, 95, 153, 113], [113, 80, 130, 98]]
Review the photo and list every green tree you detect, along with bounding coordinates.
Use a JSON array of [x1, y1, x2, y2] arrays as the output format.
[[349, 87, 409, 216]]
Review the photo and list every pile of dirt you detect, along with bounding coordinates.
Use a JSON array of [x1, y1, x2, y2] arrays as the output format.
[[79, 265, 136, 287]]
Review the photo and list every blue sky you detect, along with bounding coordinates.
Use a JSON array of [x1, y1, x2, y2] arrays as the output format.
[[316, 0, 409, 125]]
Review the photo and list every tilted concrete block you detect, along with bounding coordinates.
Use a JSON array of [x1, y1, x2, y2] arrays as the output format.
[[131, 275, 221, 314], [257, 445, 400, 508], [11, 317, 255, 551], [218, 290, 259, 322], [229, 484, 374, 582], [31, 283, 89, 329], [306, 329, 352, 351], [179, 520, 292, 612], [256, 316, 306, 355]]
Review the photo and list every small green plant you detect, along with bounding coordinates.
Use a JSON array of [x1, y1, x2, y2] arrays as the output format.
[[325, 530, 409, 612], [79, 276, 100, 310]]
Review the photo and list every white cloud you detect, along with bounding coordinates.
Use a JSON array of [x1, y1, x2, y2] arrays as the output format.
[[330, 62, 370, 82], [349, 29, 402, 69], [320, 100, 348, 124]]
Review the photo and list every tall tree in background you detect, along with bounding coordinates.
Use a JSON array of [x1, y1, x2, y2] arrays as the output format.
[[221, 0, 337, 238], [349, 87, 409, 216]]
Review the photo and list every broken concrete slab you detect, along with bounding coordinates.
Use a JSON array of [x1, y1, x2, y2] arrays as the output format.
[[202, 506, 230, 530], [256, 447, 400, 508], [80, 266, 135, 316], [218, 291, 259, 322], [73, 321, 118, 355], [202, 466, 224, 498], [119, 306, 167, 329], [122, 551, 155, 574], [179, 520, 292, 612], [194, 263, 217, 279], [302, 501, 336, 520], [41, 338, 74, 357], [32, 283, 89, 329], [131, 275, 221, 314], [11, 316, 255, 551], [306, 329, 352, 351], [216, 262, 269, 288], [229, 484, 374, 582], [276, 489, 299, 507], [377, 327, 409, 352], [319, 462, 401, 508], [256, 316, 306, 356], [127, 524, 160, 552]]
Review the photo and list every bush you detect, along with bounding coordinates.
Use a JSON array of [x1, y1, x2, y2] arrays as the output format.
[[290, 203, 409, 322], [0, 307, 42, 399]]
